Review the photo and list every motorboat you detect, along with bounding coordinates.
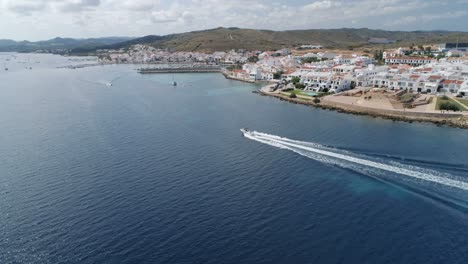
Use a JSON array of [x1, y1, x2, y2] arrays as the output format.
[[240, 128, 252, 136]]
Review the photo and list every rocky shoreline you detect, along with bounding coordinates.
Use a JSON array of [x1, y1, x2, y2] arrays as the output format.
[[257, 90, 468, 129]]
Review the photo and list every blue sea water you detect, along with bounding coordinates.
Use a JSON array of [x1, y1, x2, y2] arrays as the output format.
[[1, 53, 467, 264]]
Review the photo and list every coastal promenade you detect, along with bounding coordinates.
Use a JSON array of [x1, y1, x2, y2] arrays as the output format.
[[258, 86, 468, 129], [138, 66, 221, 74]]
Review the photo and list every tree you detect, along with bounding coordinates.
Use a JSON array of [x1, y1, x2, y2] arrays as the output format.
[[248, 56, 259, 63], [295, 83, 306, 89], [313, 98, 321, 104], [289, 93, 297, 98], [301, 57, 320, 64], [374, 50, 384, 64], [425, 46, 432, 55], [291, 76, 301, 84], [273, 70, 284, 80], [440, 101, 460, 111]]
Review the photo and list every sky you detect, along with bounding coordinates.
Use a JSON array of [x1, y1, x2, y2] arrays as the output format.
[[0, 0, 467, 41]]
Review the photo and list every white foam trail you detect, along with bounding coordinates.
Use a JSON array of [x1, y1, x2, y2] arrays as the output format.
[[245, 131, 468, 191]]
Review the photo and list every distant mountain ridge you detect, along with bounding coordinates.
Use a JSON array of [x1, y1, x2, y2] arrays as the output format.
[[0, 37, 134, 53], [71, 27, 468, 54]]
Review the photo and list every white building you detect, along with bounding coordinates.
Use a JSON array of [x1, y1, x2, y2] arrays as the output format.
[[385, 57, 437, 66]]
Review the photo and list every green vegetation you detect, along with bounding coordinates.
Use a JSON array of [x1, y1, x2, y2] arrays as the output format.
[[289, 90, 305, 95], [313, 98, 321, 104], [71, 27, 468, 54], [291, 76, 301, 84], [424, 46, 432, 55], [374, 50, 384, 65], [273, 70, 284, 80], [248, 56, 259, 63], [301, 57, 328, 64], [440, 101, 461, 111], [295, 83, 306, 89], [436, 96, 462, 112], [457, 98, 468, 107], [400, 93, 417, 103], [289, 93, 297, 98]]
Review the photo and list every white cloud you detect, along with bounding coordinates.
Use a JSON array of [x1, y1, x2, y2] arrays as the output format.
[[304, 0, 341, 11], [386, 10, 468, 27], [0, 0, 466, 40], [3, 0, 47, 15]]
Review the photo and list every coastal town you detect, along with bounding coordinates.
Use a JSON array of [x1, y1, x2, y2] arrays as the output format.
[[92, 42, 468, 127]]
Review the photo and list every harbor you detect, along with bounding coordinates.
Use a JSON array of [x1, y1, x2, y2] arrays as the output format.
[[137, 66, 222, 74]]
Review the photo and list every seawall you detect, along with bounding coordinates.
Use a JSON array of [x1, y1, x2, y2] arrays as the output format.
[[258, 91, 468, 129]]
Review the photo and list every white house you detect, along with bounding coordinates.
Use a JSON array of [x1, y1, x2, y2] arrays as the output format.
[[440, 79, 464, 94], [459, 81, 468, 96], [385, 57, 437, 66]]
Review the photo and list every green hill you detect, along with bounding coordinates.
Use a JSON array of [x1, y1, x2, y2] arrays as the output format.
[[72, 27, 468, 54]]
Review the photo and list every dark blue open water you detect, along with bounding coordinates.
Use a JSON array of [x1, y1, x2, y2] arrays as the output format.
[[1, 54, 467, 263]]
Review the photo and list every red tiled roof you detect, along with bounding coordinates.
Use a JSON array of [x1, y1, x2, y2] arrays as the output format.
[[414, 68, 432, 72], [442, 80, 464, 85]]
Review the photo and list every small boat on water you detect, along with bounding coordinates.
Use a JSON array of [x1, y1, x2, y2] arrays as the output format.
[[172, 73, 177, 86], [4, 67, 8, 71], [240, 128, 252, 136]]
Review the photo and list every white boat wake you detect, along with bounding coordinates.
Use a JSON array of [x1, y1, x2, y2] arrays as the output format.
[[242, 130, 468, 192]]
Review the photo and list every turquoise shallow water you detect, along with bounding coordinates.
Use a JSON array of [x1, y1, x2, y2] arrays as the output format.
[[1, 53, 467, 264]]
